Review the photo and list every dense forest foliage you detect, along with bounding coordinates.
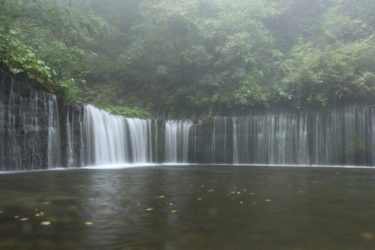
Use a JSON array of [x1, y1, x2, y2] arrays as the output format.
[[1, 0, 374, 117]]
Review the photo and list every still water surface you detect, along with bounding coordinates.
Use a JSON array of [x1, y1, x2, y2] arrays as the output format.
[[1, 165, 375, 250]]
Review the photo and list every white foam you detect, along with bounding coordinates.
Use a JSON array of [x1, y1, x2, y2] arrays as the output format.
[[1, 163, 374, 175]]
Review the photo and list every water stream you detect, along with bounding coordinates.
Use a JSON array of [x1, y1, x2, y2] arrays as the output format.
[[165, 120, 192, 163]]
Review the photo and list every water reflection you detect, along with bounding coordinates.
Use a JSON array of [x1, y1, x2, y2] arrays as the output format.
[[1, 166, 375, 249]]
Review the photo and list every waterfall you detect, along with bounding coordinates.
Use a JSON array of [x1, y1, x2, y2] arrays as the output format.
[[48, 105, 375, 167], [65, 105, 155, 166], [47, 96, 61, 168], [229, 107, 375, 166], [66, 106, 85, 168], [83, 105, 128, 165], [233, 117, 239, 164], [2, 72, 375, 171], [165, 120, 192, 163], [232, 112, 310, 164], [127, 118, 153, 163], [0, 77, 61, 170], [210, 117, 230, 163], [62, 105, 375, 167], [66, 109, 74, 167]]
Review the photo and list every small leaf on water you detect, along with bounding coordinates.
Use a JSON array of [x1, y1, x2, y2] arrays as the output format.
[[145, 208, 154, 211], [35, 212, 45, 217], [159, 196, 166, 199], [208, 189, 214, 193], [265, 199, 272, 202], [170, 210, 177, 213], [21, 218, 29, 221], [40, 221, 51, 226], [14, 216, 20, 219], [168, 203, 173, 206], [85, 221, 94, 226], [362, 232, 374, 240], [240, 201, 244, 205], [250, 193, 255, 196], [197, 198, 202, 201], [299, 190, 304, 194]]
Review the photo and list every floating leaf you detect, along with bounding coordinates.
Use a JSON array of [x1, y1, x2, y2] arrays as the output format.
[[35, 212, 45, 217], [145, 208, 154, 211], [170, 210, 177, 213], [40, 221, 51, 226], [362, 232, 374, 240], [85, 221, 94, 226]]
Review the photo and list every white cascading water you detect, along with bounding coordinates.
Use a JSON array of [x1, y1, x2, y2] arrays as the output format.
[[63, 105, 375, 167], [232, 117, 239, 164], [165, 120, 193, 163], [126, 118, 153, 163], [83, 105, 128, 165], [66, 109, 74, 167], [74, 105, 155, 166], [3, 73, 375, 171], [47, 95, 61, 168]]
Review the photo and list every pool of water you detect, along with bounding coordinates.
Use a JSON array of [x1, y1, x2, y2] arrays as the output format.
[[1, 165, 375, 250]]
